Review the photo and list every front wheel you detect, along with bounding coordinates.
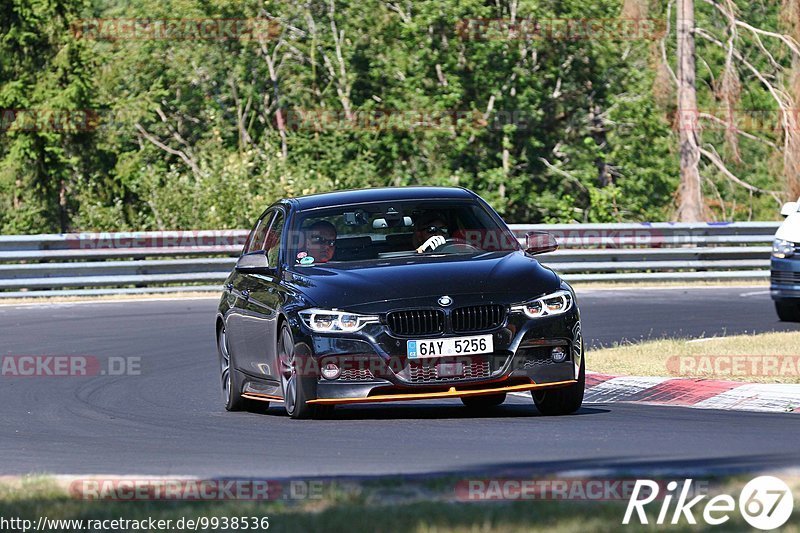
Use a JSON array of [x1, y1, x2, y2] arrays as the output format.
[[775, 301, 800, 322], [278, 324, 320, 419], [532, 356, 585, 416]]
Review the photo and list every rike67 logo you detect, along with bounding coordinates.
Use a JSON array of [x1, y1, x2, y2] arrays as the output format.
[[623, 476, 794, 530]]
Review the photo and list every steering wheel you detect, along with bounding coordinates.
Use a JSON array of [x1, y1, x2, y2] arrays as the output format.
[[432, 238, 481, 253]]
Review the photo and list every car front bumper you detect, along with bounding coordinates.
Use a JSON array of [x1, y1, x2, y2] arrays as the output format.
[[292, 306, 583, 404], [771, 257, 800, 301], [308, 380, 577, 404]]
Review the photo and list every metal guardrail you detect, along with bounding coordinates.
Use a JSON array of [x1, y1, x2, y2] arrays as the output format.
[[510, 222, 777, 283], [0, 223, 781, 297]]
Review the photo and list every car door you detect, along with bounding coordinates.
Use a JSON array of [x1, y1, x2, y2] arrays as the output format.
[[235, 208, 285, 383], [225, 211, 271, 367]]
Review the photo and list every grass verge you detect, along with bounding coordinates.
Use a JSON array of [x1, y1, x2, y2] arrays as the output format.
[[0, 474, 797, 532], [589, 331, 800, 383]]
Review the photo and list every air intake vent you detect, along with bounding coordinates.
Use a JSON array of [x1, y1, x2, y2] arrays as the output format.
[[406, 360, 491, 383], [338, 368, 376, 381], [772, 271, 800, 284], [518, 347, 557, 369], [386, 309, 445, 336], [452, 304, 506, 333]]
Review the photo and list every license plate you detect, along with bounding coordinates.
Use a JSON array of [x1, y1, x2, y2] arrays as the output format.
[[407, 334, 493, 359]]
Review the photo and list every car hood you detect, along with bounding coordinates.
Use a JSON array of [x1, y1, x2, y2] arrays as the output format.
[[286, 251, 561, 311]]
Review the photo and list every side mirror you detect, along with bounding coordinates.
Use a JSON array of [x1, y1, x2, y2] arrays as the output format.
[[235, 251, 271, 272], [525, 231, 558, 255], [781, 202, 798, 217]]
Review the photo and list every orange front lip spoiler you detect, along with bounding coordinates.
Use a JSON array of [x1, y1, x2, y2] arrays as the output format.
[[242, 392, 283, 403], [306, 380, 576, 405]]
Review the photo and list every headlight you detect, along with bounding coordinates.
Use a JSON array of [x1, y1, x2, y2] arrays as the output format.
[[298, 308, 379, 332], [511, 290, 573, 318], [773, 239, 795, 259]]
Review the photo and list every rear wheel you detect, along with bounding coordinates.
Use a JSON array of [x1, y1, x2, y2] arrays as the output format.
[[775, 301, 800, 322], [278, 324, 320, 419], [532, 356, 585, 416], [461, 393, 506, 409]]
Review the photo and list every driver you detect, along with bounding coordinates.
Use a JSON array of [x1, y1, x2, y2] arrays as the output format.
[[413, 212, 449, 253], [302, 220, 337, 263]]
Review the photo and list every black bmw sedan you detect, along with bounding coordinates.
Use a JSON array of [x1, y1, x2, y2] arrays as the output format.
[[216, 187, 584, 419]]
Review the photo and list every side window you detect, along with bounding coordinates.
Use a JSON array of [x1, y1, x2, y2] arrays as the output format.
[[265, 211, 285, 266], [247, 211, 275, 253], [243, 220, 260, 253]]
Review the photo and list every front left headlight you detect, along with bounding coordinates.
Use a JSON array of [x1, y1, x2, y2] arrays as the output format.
[[298, 308, 380, 332], [773, 238, 795, 259], [511, 290, 573, 319]]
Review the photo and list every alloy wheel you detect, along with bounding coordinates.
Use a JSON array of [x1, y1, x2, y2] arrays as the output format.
[[218, 326, 231, 405], [279, 327, 297, 414]]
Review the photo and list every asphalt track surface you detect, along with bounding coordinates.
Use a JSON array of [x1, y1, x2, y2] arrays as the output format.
[[1, 286, 798, 478]]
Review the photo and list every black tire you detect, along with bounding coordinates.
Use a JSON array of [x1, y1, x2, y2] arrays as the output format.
[[775, 301, 800, 322], [532, 356, 585, 416], [278, 323, 320, 419], [461, 393, 506, 409], [217, 323, 252, 411]]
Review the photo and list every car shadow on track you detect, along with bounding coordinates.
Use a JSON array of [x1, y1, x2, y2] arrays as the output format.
[[256, 402, 610, 420]]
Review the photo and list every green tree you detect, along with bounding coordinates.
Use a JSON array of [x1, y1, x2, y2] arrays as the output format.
[[0, 0, 98, 232]]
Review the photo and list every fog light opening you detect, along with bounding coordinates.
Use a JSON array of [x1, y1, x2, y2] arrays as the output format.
[[321, 362, 341, 380], [551, 346, 567, 363]]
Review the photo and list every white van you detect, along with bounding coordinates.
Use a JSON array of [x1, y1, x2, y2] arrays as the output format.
[[771, 199, 800, 321]]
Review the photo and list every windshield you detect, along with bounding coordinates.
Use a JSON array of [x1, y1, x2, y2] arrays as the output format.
[[288, 199, 520, 266]]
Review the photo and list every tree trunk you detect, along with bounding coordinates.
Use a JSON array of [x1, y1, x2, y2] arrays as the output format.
[[675, 0, 704, 221], [589, 103, 612, 187], [58, 179, 67, 233]]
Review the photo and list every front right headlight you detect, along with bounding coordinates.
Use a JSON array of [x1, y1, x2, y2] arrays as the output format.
[[298, 308, 379, 332], [511, 290, 573, 319], [772, 238, 795, 259]]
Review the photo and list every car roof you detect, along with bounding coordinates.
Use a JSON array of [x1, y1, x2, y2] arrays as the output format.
[[286, 187, 476, 210]]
